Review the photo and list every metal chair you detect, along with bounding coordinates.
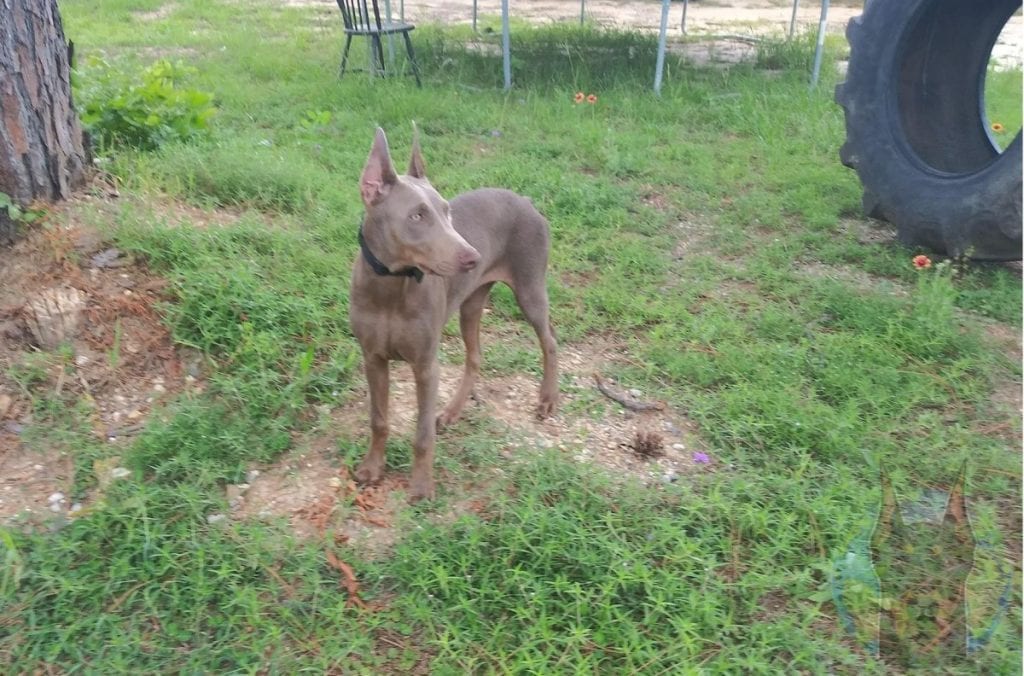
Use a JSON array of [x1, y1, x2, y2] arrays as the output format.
[[336, 0, 421, 87]]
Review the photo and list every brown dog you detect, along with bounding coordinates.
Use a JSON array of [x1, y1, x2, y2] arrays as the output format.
[[349, 127, 558, 501]]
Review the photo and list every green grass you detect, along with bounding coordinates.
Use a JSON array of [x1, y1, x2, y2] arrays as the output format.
[[986, 68, 1023, 150], [2, 0, 1021, 672]]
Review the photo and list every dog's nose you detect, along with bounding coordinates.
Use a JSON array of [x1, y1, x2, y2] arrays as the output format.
[[458, 247, 481, 271]]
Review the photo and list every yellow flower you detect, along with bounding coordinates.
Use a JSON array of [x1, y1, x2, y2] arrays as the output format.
[[991, 122, 1005, 133]]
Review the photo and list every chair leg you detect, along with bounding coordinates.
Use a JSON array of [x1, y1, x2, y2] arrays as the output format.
[[339, 34, 354, 78], [371, 35, 386, 77], [403, 31, 422, 88]]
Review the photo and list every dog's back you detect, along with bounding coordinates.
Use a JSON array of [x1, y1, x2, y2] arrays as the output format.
[[447, 188, 551, 311]]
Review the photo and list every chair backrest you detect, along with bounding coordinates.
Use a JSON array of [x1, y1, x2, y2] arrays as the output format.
[[336, 0, 383, 32]]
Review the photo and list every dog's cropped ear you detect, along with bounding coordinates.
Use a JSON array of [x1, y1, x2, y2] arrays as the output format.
[[408, 121, 427, 179], [361, 127, 398, 206]]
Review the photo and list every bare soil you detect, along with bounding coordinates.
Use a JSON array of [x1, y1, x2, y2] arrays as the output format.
[[232, 331, 714, 554], [0, 192, 202, 523], [292, 0, 1023, 69]]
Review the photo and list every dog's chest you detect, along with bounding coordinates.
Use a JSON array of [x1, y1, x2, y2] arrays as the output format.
[[350, 284, 447, 362]]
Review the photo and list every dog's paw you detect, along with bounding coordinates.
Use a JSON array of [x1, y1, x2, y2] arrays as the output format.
[[535, 397, 557, 420], [354, 461, 384, 485], [436, 409, 460, 430], [407, 478, 436, 504]]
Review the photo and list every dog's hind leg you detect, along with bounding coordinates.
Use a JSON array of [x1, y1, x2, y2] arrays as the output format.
[[438, 282, 494, 429], [512, 281, 558, 419]]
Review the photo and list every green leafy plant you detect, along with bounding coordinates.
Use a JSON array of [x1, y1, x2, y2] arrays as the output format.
[[76, 58, 216, 152], [0, 192, 45, 224], [298, 109, 332, 131]]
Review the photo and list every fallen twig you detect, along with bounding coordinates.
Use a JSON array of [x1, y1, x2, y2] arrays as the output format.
[[325, 548, 367, 610], [593, 373, 665, 412]]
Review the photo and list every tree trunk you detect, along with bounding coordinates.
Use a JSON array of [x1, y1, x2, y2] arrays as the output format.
[[0, 0, 89, 243]]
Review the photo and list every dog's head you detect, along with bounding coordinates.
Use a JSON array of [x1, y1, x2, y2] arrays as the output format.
[[359, 126, 480, 277]]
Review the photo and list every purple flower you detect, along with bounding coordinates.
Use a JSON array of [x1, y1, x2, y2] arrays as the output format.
[[692, 451, 711, 465]]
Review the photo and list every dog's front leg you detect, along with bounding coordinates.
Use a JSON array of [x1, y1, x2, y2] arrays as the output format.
[[409, 358, 439, 502], [356, 354, 389, 484]]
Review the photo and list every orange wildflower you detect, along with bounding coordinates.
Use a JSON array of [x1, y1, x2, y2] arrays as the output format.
[[586, 94, 597, 104], [912, 254, 932, 269], [574, 92, 585, 104]]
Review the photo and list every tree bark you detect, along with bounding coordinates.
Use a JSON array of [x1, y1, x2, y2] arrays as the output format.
[[0, 0, 89, 243]]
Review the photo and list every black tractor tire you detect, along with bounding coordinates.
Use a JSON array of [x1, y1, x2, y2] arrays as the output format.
[[835, 0, 1022, 261]]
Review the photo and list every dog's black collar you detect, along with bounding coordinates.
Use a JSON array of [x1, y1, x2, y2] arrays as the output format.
[[358, 223, 424, 283]]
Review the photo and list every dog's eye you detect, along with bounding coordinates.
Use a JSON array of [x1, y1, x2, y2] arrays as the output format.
[[410, 211, 422, 221]]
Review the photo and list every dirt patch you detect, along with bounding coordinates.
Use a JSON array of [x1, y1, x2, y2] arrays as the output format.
[[231, 434, 413, 558], [979, 321, 1023, 445], [235, 330, 714, 550], [672, 214, 717, 261], [368, 333, 712, 483], [132, 4, 178, 23], [796, 260, 907, 297], [0, 194, 199, 524], [289, 0, 1022, 69], [837, 217, 898, 247]]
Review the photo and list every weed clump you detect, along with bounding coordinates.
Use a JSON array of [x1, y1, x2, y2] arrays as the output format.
[[75, 58, 216, 152]]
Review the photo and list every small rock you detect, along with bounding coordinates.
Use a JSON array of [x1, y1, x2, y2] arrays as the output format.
[[0, 394, 12, 418], [127, 410, 142, 420], [183, 352, 203, 378], [70, 503, 83, 513], [110, 467, 131, 479], [226, 485, 247, 505], [672, 443, 685, 451], [206, 513, 227, 525], [24, 287, 86, 350], [33, 463, 44, 471], [662, 471, 678, 483], [236, 483, 250, 492], [153, 384, 166, 393], [247, 469, 261, 482], [90, 247, 124, 269], [48, 492, 65, 504], [5, 422, 25, 435], [629, 388, 643, 398], [75, 354, 90, 367], [50, 503, 63, 513], [328, 477, 343, 489], [0, 319, 25, 342]]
